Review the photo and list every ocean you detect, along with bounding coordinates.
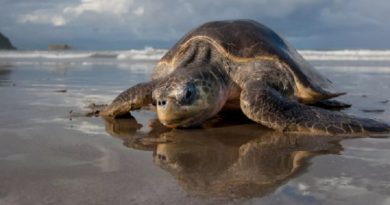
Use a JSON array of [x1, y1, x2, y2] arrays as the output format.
[[0, 49, 389, 205]]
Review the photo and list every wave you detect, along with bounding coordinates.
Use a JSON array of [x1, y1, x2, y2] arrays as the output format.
[[0, 50, 105, 59], [0, 47, 167, 60], [299, 50, 390, 61], [116, 47, 167, 60], [1, 49, 390, 61]]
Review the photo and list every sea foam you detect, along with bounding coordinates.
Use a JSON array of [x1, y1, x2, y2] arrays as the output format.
[[1, 49, 390, 61], [300, 50, 390, 61]]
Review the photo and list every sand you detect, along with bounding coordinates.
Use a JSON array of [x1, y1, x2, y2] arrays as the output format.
[[0, 56, 389, 205]]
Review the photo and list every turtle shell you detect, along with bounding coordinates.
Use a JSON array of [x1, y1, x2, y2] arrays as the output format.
[[155, 20, 342, 103]]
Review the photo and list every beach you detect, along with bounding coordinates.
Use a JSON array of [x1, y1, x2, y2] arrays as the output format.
[[0, 49, 389, 205]]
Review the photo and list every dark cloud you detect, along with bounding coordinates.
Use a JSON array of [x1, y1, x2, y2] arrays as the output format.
[[1, 0, 389, 49]]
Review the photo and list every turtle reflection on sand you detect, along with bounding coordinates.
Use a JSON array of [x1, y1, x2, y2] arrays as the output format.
[[101, 19, 389, 135], [102, 116, 343, 198]]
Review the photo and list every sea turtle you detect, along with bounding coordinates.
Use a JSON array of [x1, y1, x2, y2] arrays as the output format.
[[100, 20, 389, 135]]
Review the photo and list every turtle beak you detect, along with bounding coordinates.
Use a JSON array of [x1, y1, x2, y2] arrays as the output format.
[[156, 97, 180, 127], [157, 98, 168, 109], [156, 97, 177, 111]]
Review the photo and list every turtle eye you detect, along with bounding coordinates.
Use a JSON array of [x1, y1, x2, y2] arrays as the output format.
[[182, 82, 196, 103]]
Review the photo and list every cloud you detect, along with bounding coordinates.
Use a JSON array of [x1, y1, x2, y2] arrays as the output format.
[[63, 0, 134, 16], [3, 0, 390, 49], [19, 11, 67, 26], [133, 6, 144, 16], [18, 0, 141, 27]]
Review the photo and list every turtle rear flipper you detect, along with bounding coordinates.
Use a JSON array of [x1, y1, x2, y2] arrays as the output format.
[[240, 82, 390, 135]]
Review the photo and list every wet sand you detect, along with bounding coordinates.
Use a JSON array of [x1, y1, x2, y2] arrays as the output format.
[[0, 57, 389, 205]]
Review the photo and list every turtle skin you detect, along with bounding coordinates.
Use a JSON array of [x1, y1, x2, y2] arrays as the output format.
[[100, 20, 390, 135]]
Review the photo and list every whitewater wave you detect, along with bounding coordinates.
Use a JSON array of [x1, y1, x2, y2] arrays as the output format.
[[0, 47, 167, 61], [1, 49, 390, 61], [116, 47, 167, 60], [0, 51, 96, 59], [299, 50, 390, 61]]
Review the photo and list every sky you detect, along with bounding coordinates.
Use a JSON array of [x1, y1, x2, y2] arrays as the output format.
[[0, 0, 390, 50]]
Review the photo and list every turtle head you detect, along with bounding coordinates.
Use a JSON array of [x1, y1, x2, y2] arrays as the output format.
[[152, 69, 228, 128]]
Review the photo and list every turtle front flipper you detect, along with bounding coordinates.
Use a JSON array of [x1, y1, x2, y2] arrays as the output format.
[[240, 82, 390, 135], [309, 99, 351, 110], [100, 82, 156, 118]]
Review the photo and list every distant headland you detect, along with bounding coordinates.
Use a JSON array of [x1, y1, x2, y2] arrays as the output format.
[[0, 32, 16, 50]]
